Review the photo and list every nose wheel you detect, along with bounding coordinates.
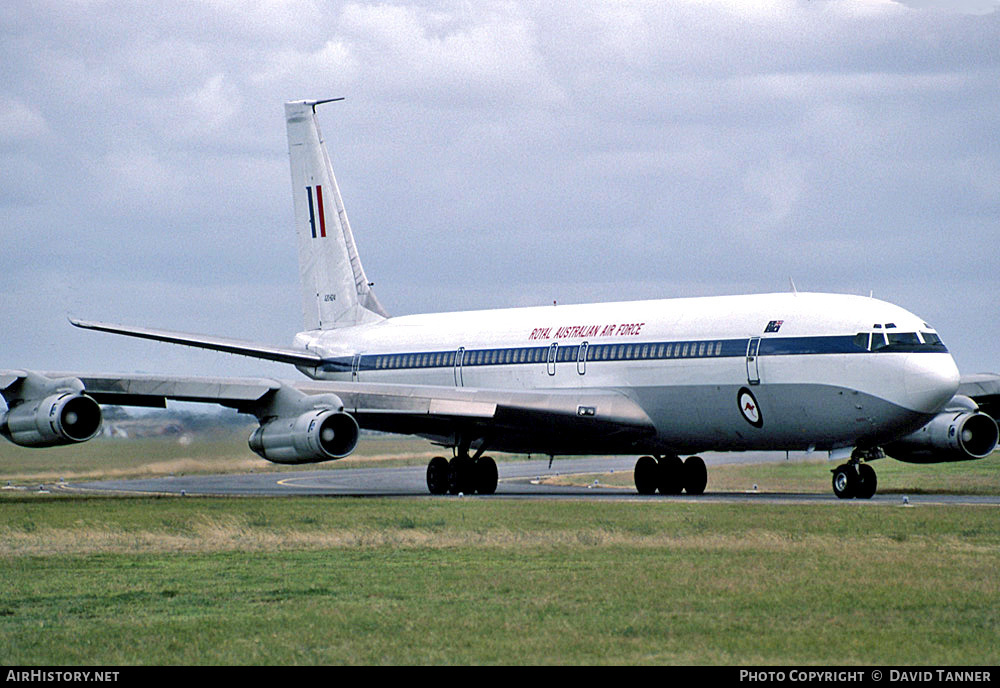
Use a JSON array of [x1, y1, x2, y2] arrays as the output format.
[[832, 450, 879, 499]]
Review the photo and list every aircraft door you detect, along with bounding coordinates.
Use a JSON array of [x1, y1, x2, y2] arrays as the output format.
[[352, 354, 361, 382], [746, 337, 761, 385], [454, 347, 465, 387], [577, 342, 589, 375], [547, 343, 558, 376]]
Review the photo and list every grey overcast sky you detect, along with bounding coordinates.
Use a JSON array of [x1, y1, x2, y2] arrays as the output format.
[[2, 0, 998, 381]]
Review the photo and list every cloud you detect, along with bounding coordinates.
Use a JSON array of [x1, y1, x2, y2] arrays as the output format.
[[0, 96, 49, 142], [0, 0, 997, 375]]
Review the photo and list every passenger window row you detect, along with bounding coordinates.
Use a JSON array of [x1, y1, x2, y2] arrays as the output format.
[[368, 340, 733, 371]]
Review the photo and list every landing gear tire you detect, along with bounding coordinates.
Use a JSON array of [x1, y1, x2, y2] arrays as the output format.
[[832, 464, 858, 499], [634, 456, 658, 495], [475, 456, 498, 495], [448, 456, 476, 495], [683, 456, 707, 495], [856, 463, 877, 499], [658, 455, 684, 495], [427, 456, 450, 495]]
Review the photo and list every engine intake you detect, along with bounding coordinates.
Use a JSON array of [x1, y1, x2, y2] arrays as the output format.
[[1, 392, 103, 448], [885, 410, 999, 463], [248, 409, 359, 464]]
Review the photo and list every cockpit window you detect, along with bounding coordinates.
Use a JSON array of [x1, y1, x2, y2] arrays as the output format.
[[887, 332, 921, 348], [920, 332, 947, 350], [853, 330, 947, 352]]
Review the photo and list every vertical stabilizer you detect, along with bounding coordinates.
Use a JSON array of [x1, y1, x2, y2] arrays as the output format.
[[285, 99, 388, 330]]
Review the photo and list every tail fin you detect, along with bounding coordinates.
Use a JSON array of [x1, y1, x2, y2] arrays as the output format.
[[285, 99, 388, 330]]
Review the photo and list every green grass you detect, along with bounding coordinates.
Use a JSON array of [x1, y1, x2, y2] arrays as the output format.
[[2, 497, 999, 665], [2, 438, 999, 664]]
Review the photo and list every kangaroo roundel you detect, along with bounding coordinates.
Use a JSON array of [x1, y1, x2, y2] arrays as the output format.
[[738, 387, 763, 428]]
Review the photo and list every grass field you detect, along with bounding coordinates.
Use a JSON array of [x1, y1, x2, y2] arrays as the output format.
[[2, 495, 1000, 665], [2, 438, 999, 665]]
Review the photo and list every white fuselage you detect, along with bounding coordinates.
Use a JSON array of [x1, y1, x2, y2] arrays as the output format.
[[292, 292, 960, 455]]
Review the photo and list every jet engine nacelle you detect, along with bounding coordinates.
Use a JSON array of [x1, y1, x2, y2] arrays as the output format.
[[885, 408, 999, 464], [1, 392, 103, 448], [248, 408, 360, 464]]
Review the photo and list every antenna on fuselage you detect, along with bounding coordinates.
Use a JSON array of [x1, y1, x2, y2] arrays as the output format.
[[789, 277, 798, 295]]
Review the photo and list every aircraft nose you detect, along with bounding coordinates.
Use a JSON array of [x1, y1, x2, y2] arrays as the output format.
[[903, 353, 960, 413]]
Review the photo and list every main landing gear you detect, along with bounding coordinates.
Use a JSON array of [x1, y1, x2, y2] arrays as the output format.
[[426, 453, 498, 496], [634, 454, 707, 496], [831, 448, 881, 499]]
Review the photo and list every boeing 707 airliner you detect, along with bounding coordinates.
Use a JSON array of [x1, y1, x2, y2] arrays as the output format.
[[3, 99, 998, 498]]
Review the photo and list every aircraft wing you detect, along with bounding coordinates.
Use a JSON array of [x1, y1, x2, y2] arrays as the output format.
[[1, 370, 657, 456], [959, 373, 1000, 422], [295, 379, 657, 453], [68, 318, 322, 368]]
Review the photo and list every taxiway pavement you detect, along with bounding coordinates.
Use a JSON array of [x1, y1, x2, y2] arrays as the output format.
[[57, 453, 1000, 506]]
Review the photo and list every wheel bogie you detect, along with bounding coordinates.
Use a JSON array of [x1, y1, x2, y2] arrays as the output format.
[[427, 454, 498, 495], [633, 455, 708, 496]]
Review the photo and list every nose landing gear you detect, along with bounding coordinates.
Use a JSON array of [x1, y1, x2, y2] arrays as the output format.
[[832, 448, 882, 499]]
